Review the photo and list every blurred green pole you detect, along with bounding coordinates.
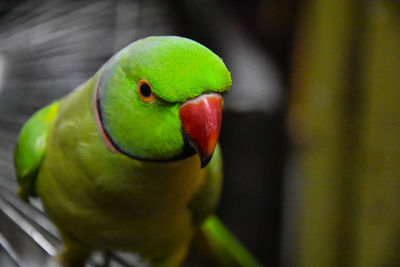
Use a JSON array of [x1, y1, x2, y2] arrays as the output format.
[[352, 1, 400, 266], [290, 0, 357, 265], [289, 0, 400, 266]]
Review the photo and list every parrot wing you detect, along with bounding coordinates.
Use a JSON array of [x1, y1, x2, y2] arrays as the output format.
[[14, 101, 60, 201]]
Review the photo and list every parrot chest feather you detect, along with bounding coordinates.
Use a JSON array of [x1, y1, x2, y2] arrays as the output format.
[[35, 80, 206, 260]]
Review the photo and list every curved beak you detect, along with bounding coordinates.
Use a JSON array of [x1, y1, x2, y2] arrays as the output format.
[[179, 93, 223, 168]]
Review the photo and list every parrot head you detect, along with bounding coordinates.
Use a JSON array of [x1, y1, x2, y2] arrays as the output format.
[[95, 36, 231, 168]]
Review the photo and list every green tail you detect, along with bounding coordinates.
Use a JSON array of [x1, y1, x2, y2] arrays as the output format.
[[195, 216, 262, 267]]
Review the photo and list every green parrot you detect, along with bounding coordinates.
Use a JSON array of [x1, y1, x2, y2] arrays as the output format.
[[14, 36, 260, 267]]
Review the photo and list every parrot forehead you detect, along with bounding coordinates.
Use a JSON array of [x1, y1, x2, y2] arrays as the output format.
[[110, 36, 231, 102]]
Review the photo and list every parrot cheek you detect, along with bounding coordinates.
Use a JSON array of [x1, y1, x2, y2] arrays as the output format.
[[179, 93, 222, 168]]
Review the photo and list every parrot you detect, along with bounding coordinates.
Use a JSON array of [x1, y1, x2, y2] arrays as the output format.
[[14, 36, 260, 267]]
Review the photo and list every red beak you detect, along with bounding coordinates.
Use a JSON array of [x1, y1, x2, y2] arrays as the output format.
[[179, 93, 223, 168]]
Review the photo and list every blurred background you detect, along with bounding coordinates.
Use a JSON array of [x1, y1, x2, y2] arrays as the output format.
[[0, 0, 399, 266]]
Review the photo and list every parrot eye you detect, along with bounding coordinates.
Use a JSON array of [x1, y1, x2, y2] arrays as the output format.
[[137, 80, 155, 102]]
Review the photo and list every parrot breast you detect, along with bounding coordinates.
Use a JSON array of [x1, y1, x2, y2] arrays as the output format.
[[35, 74, 207, 262]]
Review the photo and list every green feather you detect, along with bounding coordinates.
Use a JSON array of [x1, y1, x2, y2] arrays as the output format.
[[117, 36, 232, 102], [198, 216, 262, 267], [14, 101, 59, 200]]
